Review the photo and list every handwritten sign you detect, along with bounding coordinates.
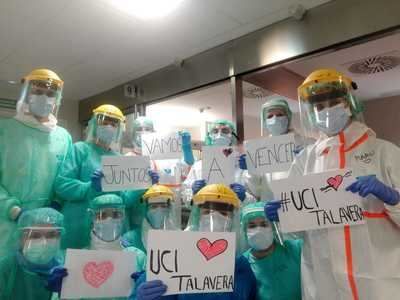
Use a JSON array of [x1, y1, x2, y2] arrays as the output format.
[[270, 169, 365, 233], [101, 156, 151, 191], [142, 132, 182, 160], [202, 146, 236, 185], [61, 249, 136, 299], [146, 230, 236, 295], [244, 134, 296, 175]]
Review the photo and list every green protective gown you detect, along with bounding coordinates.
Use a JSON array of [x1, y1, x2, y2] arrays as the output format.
[[55, 141, 145, 249], [242, 239, 303, 300], [0, 118, 72, 257]]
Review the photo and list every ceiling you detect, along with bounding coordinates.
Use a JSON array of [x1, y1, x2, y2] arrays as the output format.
[[0, 0, 331, 101], [286, 32, 400, 101]]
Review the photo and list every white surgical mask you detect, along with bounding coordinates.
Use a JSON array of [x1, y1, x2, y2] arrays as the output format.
[[212, 134, 231, 146], [265, 116, 289, 136], [315, 103, 352, 136], [147, 207, 170, 229], [96, 125, 117, 145], [28, 95, 55, 118], [22, 238, 59, 265], [199, 211, 232, 232], [247, 226, 274, 250], [93, 218, 123, 242]]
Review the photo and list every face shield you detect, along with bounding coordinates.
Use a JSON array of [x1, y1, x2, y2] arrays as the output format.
[[262, 107, 289, 136], [133, 125, 154, 149], [198, 201, 235, 232], [91, 207, 126, 242], [86, 113, 124, 150], [299, 80, 362, 138], [20, 226, 62, 265], [18, 79, 62, 120]]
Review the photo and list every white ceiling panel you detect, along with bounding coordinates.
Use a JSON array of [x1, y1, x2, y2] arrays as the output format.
[[0, 0, 332, 101]]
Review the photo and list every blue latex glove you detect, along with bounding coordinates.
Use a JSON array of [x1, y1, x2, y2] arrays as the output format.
[[239, 154, 247, 170], [136, 280, 167, 300], [46, 267, 68, 294], [264, 200, 282, 222], [91, 169, 104, 192], [192, 179, 206, 195], [148, 170, 160, 185], [346, 175, 400, 206], [180, 131, 195, 166], [230, 183, 246, 202]]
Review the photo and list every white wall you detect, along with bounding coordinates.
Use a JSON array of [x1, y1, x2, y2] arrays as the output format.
[[58, 99, 82, 142]]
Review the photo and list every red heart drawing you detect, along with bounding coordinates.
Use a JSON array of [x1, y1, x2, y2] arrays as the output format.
[[83, 261, 114, 288], [222, 148, 233, 157], [327, 175, 343, 191], [196, 238, 228, 261]]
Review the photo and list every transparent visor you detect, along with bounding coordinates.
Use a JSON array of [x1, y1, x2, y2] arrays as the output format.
[[198, 202, 234, 232], [19, 80, 62, 119], [20, 227, 62, 265], [93, 114, 123, 146], [146, 201, 172, 230], [246, 217, 271, 233], [298, 81, 357, 139], [92, 208, 125, 242]]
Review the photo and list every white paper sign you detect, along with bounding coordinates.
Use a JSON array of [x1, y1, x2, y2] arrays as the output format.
[[142, 132, 182, 160], [146, 230, 236, 295], [61, 249, 136, 299], [270, 169, 365, 233], [101, 156, 151, 191], [202, 146, 236, 185], [244, 133, 296, 175]]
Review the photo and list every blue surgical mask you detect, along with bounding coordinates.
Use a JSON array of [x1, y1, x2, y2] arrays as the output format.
[[93, 218, 123, 242], [96, 125, 117, 145], [315, 103, 352, 136], [212, 134, 231, 146], [28, 95, 55, 118], [247, 226, 274, 250], [264, 116, 289, 136], [147, 207, 169, 229], [22, 238, 59, 265]]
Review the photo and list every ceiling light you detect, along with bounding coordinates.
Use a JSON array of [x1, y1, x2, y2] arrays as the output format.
[[110, 0, 184, 19]]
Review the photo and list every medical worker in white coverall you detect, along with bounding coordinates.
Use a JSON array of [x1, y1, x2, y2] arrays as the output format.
[[265, 69, 400, 300]]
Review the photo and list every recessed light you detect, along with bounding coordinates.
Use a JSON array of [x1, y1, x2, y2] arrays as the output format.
[[110, 0, 184, 19]]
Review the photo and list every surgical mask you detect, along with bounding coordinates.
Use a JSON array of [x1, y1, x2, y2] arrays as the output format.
[[212, 134, 231, 146], [265, 116, 289, 136], [96, 125, 117, 145], [199, 211, 232, 232], [147, 207, 169, 229], [28, 95, 55, 118], [93, 218, 123, 242], [22, 239, 59, 265], [315, 103, 352, 136], [247, 226, 274, 251]]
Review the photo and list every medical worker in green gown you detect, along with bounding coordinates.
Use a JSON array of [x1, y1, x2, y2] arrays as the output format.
[[0, 69, 72, 258], [54, 104, 144, 249]]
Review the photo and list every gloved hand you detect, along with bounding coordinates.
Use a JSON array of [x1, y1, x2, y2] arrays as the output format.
[[230, 183, 246, 202], [148, 170, 160, 185], [91, 169, 104, 192], [192, 179, 206, 195], [264, 200, 282, 222], [239, 154, 247, 170], [346, 175, 400, 206], [180, 131, 195, 166], [46, 267, 68, 294], [136, 280, 167, 300]]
